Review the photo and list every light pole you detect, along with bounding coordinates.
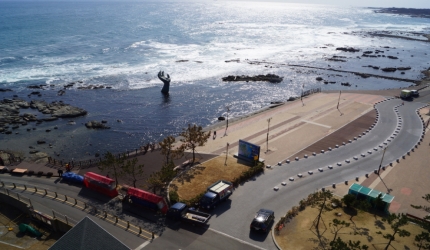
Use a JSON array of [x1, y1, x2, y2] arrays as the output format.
[[377, 147, 388, 175], [266, 117, 272, 153], [224, 143, 229, 166], [224, 106, 230, 136]]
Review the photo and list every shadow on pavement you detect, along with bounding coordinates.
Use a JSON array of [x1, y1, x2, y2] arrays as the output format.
[[248, 228, 271, 242], [165, 219, 209, 235], [211, 199, 232, 218]]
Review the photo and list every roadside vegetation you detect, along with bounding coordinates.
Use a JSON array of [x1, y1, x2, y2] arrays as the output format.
[[274, 192, 430, 250]]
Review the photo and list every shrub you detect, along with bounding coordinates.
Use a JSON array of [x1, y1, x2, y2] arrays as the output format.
[[37, 171, 43, 176], [28, 170, 34, 176], [169, 190, 179, 204], [46, 172, 53, 178]]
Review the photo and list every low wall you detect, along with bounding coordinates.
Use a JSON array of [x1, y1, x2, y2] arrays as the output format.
[[0, 191, 32, 215]]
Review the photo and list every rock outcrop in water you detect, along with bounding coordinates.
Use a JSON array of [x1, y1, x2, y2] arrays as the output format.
[[85, 120, 110, 129], [222, 74, 283, 83]]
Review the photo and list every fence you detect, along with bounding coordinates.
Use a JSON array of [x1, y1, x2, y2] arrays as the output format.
[[0, 181, 154, 240], [301, 87, 321, 97], [47, 145, 161, 170]]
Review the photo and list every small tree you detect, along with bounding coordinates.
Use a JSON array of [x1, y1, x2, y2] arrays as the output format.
[[342, 194, 356, 208], [122, 158, 144, 188], [411, 194, 430, 221], [146, 162, 176, 194], [159, 135, 183, 164], [179, 124, 211, 164], [415, 232, 430, 250], [329, 237, 368, 250], [99, 152, 125, 188], [381, 213, 411, 250], [330, 219, 350, 242]]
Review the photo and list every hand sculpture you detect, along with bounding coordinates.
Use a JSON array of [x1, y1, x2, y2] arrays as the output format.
[[158, 71, 171, 95]]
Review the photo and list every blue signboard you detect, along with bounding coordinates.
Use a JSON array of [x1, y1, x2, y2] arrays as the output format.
[[238, 140, 260, 162]]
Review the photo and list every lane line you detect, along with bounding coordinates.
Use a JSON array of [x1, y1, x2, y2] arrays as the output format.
[[208, 228, 267, 250]]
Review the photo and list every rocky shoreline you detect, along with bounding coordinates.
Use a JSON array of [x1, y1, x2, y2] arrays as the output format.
[[373, 8, 430, 19]]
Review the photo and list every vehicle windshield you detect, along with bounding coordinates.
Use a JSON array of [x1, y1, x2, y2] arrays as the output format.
[[200, 196, 213, 204]]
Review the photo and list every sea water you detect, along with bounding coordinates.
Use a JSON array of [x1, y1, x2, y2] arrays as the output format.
[[1, 1, 429, 160]]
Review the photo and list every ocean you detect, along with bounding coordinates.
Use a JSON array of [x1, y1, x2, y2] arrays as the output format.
[[1, 1, 429, 160]]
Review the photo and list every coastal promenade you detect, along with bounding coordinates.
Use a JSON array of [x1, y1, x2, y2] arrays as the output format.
[[1, 86, 429, 250]]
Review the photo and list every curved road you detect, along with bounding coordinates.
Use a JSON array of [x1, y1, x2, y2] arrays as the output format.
[[206, 98, 427, 249], [0, 98, 427, 250]]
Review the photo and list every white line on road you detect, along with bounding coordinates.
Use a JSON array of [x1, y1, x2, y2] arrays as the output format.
[[301, 120, 331, 128], [134, 240, 151, 250], [208, 228, 267, 250]]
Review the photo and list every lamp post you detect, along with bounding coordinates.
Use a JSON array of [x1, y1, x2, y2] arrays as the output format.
[[224, 143, 229, 166], [224, 106, 230, 136], [377, 147, 387, 175], [266, 117, 272, 153]]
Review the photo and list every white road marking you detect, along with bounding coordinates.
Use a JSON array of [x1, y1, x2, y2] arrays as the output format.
[[208, 228, 267, 250], [302, 120, 331, 128], [134, 240, 151, 250]]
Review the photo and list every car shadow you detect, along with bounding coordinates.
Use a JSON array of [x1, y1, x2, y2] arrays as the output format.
[[165, 219, 209, 235], [248, 228, 271, 242], [210, 199, 232, 218]]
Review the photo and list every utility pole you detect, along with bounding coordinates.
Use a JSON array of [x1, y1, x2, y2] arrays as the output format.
[[224, 106, 230, 136], [266, 118, 272, 153], [337, 90, 343, 116], [377, 147, 388, 175], [224, 143, 229, 166]]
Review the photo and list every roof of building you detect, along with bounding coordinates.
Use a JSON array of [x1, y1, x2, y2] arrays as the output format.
[[49, 217, 130, 250]]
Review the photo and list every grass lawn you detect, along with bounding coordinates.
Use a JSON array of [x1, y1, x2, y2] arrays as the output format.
[[275, 205, 426, 250], [170, 155, 251, 201]]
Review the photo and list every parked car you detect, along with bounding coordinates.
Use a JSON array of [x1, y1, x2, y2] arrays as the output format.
[[250, 209, 275, 232]]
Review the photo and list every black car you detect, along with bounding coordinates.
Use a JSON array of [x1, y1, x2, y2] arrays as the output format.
[[250, 209, 275, 232]]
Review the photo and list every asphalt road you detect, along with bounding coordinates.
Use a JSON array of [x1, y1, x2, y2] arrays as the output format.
[[206, 98, 427, 249], [0, 96, 428, 250]]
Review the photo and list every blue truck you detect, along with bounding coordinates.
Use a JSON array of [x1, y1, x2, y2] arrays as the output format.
[[167, 202, 211, 226], [199, 180, 233, 210]]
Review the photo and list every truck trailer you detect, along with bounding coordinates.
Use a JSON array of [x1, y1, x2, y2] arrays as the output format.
[[167, 202, 211, 226]]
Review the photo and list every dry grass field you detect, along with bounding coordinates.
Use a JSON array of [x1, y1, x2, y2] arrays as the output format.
[[275, 205, 426, 250], [170, 155, 252, 201]]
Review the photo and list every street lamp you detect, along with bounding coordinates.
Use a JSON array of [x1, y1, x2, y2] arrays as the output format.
[[224, 106, 230, 136], [377, 147, 388, 175], [266, 117, 272, 153], [224, 143, 229, 166]]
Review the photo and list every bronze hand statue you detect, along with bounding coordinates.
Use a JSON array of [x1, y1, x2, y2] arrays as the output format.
[[158, 71, 171, 95]]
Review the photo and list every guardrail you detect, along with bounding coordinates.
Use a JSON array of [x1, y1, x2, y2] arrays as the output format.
[[0, 181, 155, 240]]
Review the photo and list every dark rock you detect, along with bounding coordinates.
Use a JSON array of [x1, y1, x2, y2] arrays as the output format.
[[218, 117, 226, 121], [42, 117, 58, 122], [101, 120, 107, 124], [0, 88, 12, 92], [287, 97, 297, 101], [95, 153, 100, 157], [336, 47, 360, 52], [401, 72, 405, 74], [57, 90, 66, 96], [316, 77, 323, 81], [382, 67, 397, 72], [387, 56, 398, 59], [27, 85, 43, 89], [397, 67, 411, 70], [363, 51, 373, 54], [341, 82, 351, 87], [5, 131, 12, 134], [46, 129, 51, 132], [222, 74, 283, 83], [372, 66, 380, 70], [85, 121, 110, 129], [37, 140, 46, 144]]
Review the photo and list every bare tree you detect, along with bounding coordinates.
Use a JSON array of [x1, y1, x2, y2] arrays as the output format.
[[122, 158, 144, 188], [98, 152, 125, 188], [381, 213, 411, 250], [330, 219, 350, 242], [179, 124, 211, 164], [159, 135, 183, 164]]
